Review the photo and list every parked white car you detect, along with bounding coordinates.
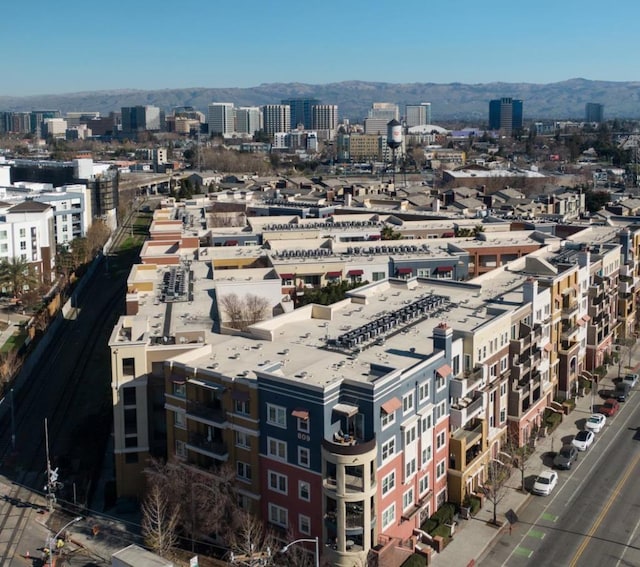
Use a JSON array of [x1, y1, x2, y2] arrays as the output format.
[[572, 430, 595, 451], [532, 470, 558, 496], [585, 413, 606, 433]]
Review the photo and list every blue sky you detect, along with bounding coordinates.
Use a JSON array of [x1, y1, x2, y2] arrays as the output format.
[[3, 0, 640, 96]]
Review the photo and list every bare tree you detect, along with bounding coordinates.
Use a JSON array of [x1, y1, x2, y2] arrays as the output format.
[[502, 433, 534, 493], [220, 293, 270, 331], [85, 219, 112, 257], [244, 294, 270, 326], [482, 458, 512, 526], [219, 293, 245, 330], [146, 458, 236, 550], [142, 482, 180, 557], [228, 511, 277, 565]]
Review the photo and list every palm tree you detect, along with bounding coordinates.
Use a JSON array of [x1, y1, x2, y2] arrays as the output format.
[[0, 257, 39, 298]]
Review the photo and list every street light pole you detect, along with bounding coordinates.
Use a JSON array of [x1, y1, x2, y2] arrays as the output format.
[[280, 536, 319, 567], [44, 516, 82, 562]]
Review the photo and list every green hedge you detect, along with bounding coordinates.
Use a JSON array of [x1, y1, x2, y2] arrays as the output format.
[[401, 554, 427, 567]]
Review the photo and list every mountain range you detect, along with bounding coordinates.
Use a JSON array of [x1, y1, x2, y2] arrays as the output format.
[[1, 78, 640, 122]]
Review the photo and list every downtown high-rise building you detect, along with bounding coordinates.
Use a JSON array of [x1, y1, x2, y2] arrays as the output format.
[[262, 104, 291, 135], [281, 98, 320, 129], [311, 104, 338, 131], [405, 103, 432, 127], [121, 105, 161, 135], [585, 102, 604, 123], [488, 97, 523, 134], [235, 106, 262, 135], [207, 102, 235, 136]]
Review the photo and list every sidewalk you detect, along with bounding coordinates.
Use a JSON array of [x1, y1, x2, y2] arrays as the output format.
[[433, 362, 637, 567]]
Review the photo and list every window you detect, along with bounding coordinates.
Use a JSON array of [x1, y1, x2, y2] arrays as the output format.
[[235, 399, 250, 415], [237, 461, 252, 481], [19, 241, 26, 250], [19, 228, 25, 238], [299, 481, 310, 501], [235, 431, 250, 448], [267, 438, 287, 460], [123, 388, 136, 406], [267, 404, 286, 428], [500, 408, 506, 423], [124, 408, 137, 434], [382, 503, 396, 530], [500, 383, 507, 396], [403, 488, 414, 511], [405, 458, 416, 479], [436, 459, 446, 479], [297, 417, 309, 433], [419, 474, 429, 495], [282, 276, 293, 286], [176, 440, 186, 458], [436, 372, 446, 391], [418, 381, 429, 403], [403, 392, 414, 414], [382, 471, 395, 496], [420, 414, 432, 434], [174, 411, 185, 429], [382, 438, 395, 462], [299, 514, 311, 535], [298, 447, 310, 468], [372, 271, 385, 281], [500, 356, 508, 372], [421, 445, 432, 467], [435, 401, 446, 421], [405, 425, 417, 446], [268, 503, 288, 528], [436, 431, 446, 450], [417, 268, 430, 277], [268, 471, 288, 494], [381, 410, 396, 429], [172, 382, 186, 397]]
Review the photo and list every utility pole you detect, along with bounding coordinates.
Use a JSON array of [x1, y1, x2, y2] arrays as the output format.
[[44, 418, 60, 513]]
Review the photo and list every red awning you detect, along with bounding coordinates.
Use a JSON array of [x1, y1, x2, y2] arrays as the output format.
[[397, 267, 413, 274], [436, 364, 452, 377], [348, 269, 364, 276], [292, 409, 309, 420], [442, 232, 455, 237], [436, 266, 453, 273], [326, 271, 342, 278], [577, 319, 585, 326], [582, 315, 591, 322], [381, 397, 402, 414], [369, 234, 381, 240], [544, 343, 553, 352], [224, 240, 239, 246], [280, 273, 294, 279]]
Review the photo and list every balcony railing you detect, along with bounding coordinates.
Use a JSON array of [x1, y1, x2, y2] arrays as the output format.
[[187, 432, 228, 460], [186, 401, 227, 425]]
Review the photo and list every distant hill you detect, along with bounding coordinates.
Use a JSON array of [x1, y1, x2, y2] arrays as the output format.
[[1, 78, 639, 122]]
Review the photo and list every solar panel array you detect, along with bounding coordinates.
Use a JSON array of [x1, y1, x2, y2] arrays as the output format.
[[328, 294, 450, 352]]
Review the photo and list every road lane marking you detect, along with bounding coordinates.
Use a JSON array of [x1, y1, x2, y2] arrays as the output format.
[[527, 529, 546, 539], [541, 513, 557, 522], [568, 451, 640, 567], [515, 547, 533, 558]]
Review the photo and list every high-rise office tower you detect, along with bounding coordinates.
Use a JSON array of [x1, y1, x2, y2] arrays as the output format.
[[406, 103, 432, 127], [262, 105, 291, 135], [488, 98, 523, 134], [207, 102, 235, 136], [369, 102, 400, 121], [121, 106, 161, 134], [311, 104, 338, 131], [281, 98, 320, 129], [585, 103, 604, 123], [235, 107, 262, 135]]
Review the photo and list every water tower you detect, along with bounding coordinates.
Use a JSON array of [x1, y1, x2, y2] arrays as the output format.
[[386, 119, 403, 185]]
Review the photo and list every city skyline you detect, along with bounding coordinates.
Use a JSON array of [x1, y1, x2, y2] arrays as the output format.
[[3, 0, 640, 96]]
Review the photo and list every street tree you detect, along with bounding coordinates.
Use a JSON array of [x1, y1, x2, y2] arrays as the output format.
[[482, 458, 512, 526], [503, 433, 534, 493], [145, 458, 236, 550], [228, 511, 277, 566], [142, 482, 180, 557]]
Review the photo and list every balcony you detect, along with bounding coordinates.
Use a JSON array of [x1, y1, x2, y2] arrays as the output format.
[[449, 393, 484, 429], [561, 322, 579, 341], [186, 400, 227, 425], [187, 432, 228, 460], [619, 279, 633, 295], [322, 435, 376, 457], [561, 301, 579, 319]]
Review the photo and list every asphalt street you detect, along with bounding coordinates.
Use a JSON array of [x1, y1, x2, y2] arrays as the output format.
[[479, 386, 640, 567]]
